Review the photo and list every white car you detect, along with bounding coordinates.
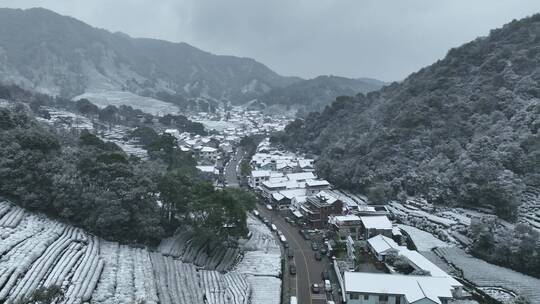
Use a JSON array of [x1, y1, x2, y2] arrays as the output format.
[[253, 210, 260, 217], [266, 204, 273, 210], [271, 224, 277, 231], [280, 235, 287, 243], [324, 279, 332, 292]]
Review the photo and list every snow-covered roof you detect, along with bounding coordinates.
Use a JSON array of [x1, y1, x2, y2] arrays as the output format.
[[357, 205, 376, 212], [251, 170, 271, 178], [164, 128, 179, 134], [328, 215, 361, 226], [306, 179, 330, 187], [292, 195, 307, 204], [272, 193, 285, 201], [279, 189, 306, 200], [360, 216, 393, 230], [276, 162, 295, 170], [201, 146, 217, 152], [298, 159, 314, 168], [366, 236, 458, 282], [367, 235, 400, 254], [196, 166, 218, 174], [315, 191, 339, 205], [286, 172, 316, 181], [344, 272, 460, 304]]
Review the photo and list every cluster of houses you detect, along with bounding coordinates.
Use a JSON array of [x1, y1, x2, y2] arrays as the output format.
[[248, 139, 466, 304], [163, 129, 237, 173], [191, 107, 290, 138]]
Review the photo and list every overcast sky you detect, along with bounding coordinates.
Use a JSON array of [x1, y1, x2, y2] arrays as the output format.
[[2, 0, 540, 81]]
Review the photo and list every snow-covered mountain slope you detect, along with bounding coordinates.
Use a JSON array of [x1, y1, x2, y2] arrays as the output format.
[[0, 8, 299, 105]]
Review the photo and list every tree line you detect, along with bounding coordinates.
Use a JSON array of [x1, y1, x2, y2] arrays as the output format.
[[0, 104, 254, 246]]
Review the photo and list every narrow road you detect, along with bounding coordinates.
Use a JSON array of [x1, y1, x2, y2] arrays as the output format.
[[224, 147, 243, 187], [257, 206, 329, 304], [225, 148, 331, 303]]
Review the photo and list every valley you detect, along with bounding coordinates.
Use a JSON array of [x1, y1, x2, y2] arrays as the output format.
[[0, 4, 538, 304]]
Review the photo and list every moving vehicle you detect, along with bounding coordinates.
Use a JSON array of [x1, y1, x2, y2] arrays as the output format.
[[266, 204, 273, 210], [289, 264, 296, 275], [314, 252, 322, 261], [311, 283, 320, 293], [324, 279, 332, 292]]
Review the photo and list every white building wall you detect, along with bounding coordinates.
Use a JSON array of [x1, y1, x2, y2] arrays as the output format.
[[346, 293, 407, 304]]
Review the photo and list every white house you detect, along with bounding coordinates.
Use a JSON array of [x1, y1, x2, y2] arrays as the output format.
[[360, 216, 393, 239], [199, 146, 220, 161], [305, 179, 331, 195], [367, 235, 457, 279], [367, 234, 401, 261], [344, 272, 462, 304]]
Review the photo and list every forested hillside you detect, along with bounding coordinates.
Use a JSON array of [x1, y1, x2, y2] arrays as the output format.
[[275, 14, 540, 220], [256, 75, 385, 114], [0, 8, 298, 102], [0, 102, 255, 245]]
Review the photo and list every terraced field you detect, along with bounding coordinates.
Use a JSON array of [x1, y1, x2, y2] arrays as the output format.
[[435, 247, 540, 304], [0, 201, 253, 304]]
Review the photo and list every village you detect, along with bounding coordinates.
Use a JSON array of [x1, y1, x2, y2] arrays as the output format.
[[241, 138, 540, 304], [34, 103, 540, 304]]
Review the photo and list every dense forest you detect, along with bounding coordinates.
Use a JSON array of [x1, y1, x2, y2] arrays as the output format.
[[255, 75, 384, 114], [274, 14, 540, 221], [0, 94, 254, 246]]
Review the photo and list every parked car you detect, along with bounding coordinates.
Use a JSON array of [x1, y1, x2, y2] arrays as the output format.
[[283, 241, 289, 248], [322, 270, 330, 280], [287, 248, 294, 259], [253, 209, 260, 217], [311, 242, 319, 251], [320, 247, 328, 255], [262, 218, 269, 225], [280, 235, 287, 243], [289, 264, 296, 275], [266, 204, 273, 210], [271, 224, 277, 231], [290, 296, 298, 304], [324, 280, 332, 292], [314, 252, 322, 261], [311, 283, 320, 293], [300, 229, 311, 240]]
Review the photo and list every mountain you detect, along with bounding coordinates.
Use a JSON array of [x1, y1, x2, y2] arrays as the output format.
[[254, 75, 385, 114], [276, 14, 540, 220], [0, 7, 299, 105]]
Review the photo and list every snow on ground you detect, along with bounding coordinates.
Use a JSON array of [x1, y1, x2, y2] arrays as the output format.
[[37, 108, 94, 131], [435, 247, 540, 304], [0, 200, 252, 304], [246, 276, 281, 304], [193, 119, 242, 132], [397, 224, 450, 251], [74, 91, 179, 116], [233, 214, 282, 304]]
